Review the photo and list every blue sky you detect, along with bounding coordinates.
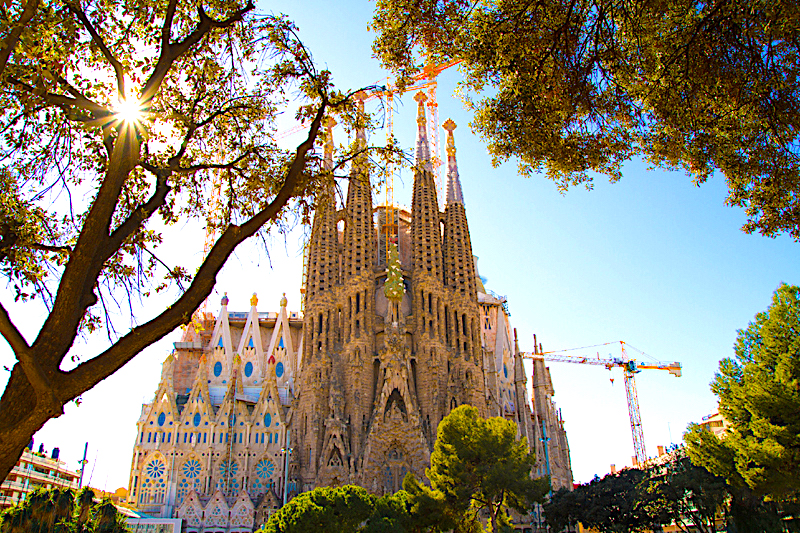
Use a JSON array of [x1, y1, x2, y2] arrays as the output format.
[[1, 0, 799, 491]]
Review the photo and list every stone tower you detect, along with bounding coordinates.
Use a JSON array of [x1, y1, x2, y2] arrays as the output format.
[[292, 93, 489, 494], [126, 98, 572, 530]]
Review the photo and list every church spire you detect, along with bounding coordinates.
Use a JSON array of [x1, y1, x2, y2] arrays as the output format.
[[442, 119, 477, 298], [414, 92, 433, 173], [443, 119, 464, 205], [306, 116, 339, 299], [411, 92, 443, 280], [343, 92, 376, 279]]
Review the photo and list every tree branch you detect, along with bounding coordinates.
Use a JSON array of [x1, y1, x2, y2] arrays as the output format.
[[65, 1, 126, 97], [62, 96, 328, 398], [141, 1, 255, 104], [8, 77, 110, 117], [105, 171, 170, 254], [0, 301, 30, 355], [0, 301, 63, 416], [0, 0, 39, 76]]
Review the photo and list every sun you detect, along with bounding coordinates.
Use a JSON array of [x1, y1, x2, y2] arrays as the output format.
[[114, 97, 144, 124]]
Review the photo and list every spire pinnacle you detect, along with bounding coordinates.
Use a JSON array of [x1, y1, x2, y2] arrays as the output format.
[[355, 91, 367, 145], [324, 116, 337, 170], [443, 118, 464, 205], [414, 92, 432, 172]]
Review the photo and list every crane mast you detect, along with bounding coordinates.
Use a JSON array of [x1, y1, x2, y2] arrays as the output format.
[[522, 340, 681, 466]]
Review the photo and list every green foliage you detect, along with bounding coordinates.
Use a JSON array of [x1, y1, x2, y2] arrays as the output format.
[[372, 0, 800, 240], [260, 485, 375, 533], [398, 473, 458, 533], [427, 405, 548, 532], [545, 452, 729, 533], [686, 284, 800, 498], [642, 449, 728, 533], [0, 486, 126, 533]]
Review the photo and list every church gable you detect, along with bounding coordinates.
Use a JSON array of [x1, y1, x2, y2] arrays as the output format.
[[208, 295, 234, 388], [264, 294, 296, 402], [142, 385, 177, 444], [251, 385, 284, 449], [184, 360, 213, 415], [254, 490, 281, 530], [176, 490, 204, 530], [203, 490, 230, 530], [237, 293, 266, 388], [229, 490, 255, 532]]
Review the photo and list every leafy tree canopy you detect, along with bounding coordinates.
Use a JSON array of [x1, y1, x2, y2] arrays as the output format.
[[260, 485, 375, 533], [686, 283, 800, 498], [0, 0, 379, 480], [426, 405, 548, 532], [545, 453, 727, 533], [642, 449, 728, 533], [372, 0, 800, 240]]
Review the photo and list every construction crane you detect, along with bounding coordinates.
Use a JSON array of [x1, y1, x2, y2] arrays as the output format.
[[521, 340, 681, 466]]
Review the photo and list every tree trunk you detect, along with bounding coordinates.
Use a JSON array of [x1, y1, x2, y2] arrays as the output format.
[[0, 365, 56, 479]]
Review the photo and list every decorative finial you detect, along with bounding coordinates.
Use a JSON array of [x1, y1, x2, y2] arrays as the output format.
[[443, 119, 457, 157], [280, 292, 288, 308], [324, 116, 337, 170], [443, 118, 464, 206], [233, 353, 242, 366], [414, 91, 428, 124], [414, 92, 432, 171], [354, 92, 368, 143], [250, 293, 258, 307], [221, 292, 229, 306]]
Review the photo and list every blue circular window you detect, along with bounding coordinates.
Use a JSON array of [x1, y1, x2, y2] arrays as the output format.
[[183, 459, 202, 479], [264, 413, 272, 427], [503, 363, 508, 379], [256, 459, 274, 479], [213, 361, 222, 377], [193, 413, 201, 427], [244, 362, 253, 377], [275, 362, 284, 378], [157, 412, 166, 426]]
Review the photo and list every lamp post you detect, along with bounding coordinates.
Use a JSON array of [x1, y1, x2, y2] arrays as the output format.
[[280, 430, 293, 506]]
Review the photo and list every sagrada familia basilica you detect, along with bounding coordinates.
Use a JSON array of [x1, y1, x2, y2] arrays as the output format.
[[126, 93, 573, 531]]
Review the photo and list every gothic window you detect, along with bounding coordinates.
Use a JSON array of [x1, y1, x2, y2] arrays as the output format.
[[139, 457, 166, 505], [176, 478, 190, 506], [183, 459, 202, 479], [328, 448, 343, 467], [256, 459, 275, 479], [216, 459, 241, 494]]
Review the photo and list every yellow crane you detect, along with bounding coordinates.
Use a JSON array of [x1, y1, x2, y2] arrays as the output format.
[[521, 340, 681, 466]]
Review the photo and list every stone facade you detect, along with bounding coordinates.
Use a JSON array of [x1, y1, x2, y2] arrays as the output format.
[[126, 93, 572, 531]]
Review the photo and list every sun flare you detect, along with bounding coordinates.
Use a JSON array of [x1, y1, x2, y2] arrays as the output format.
[[115, 97, 144, 124]]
